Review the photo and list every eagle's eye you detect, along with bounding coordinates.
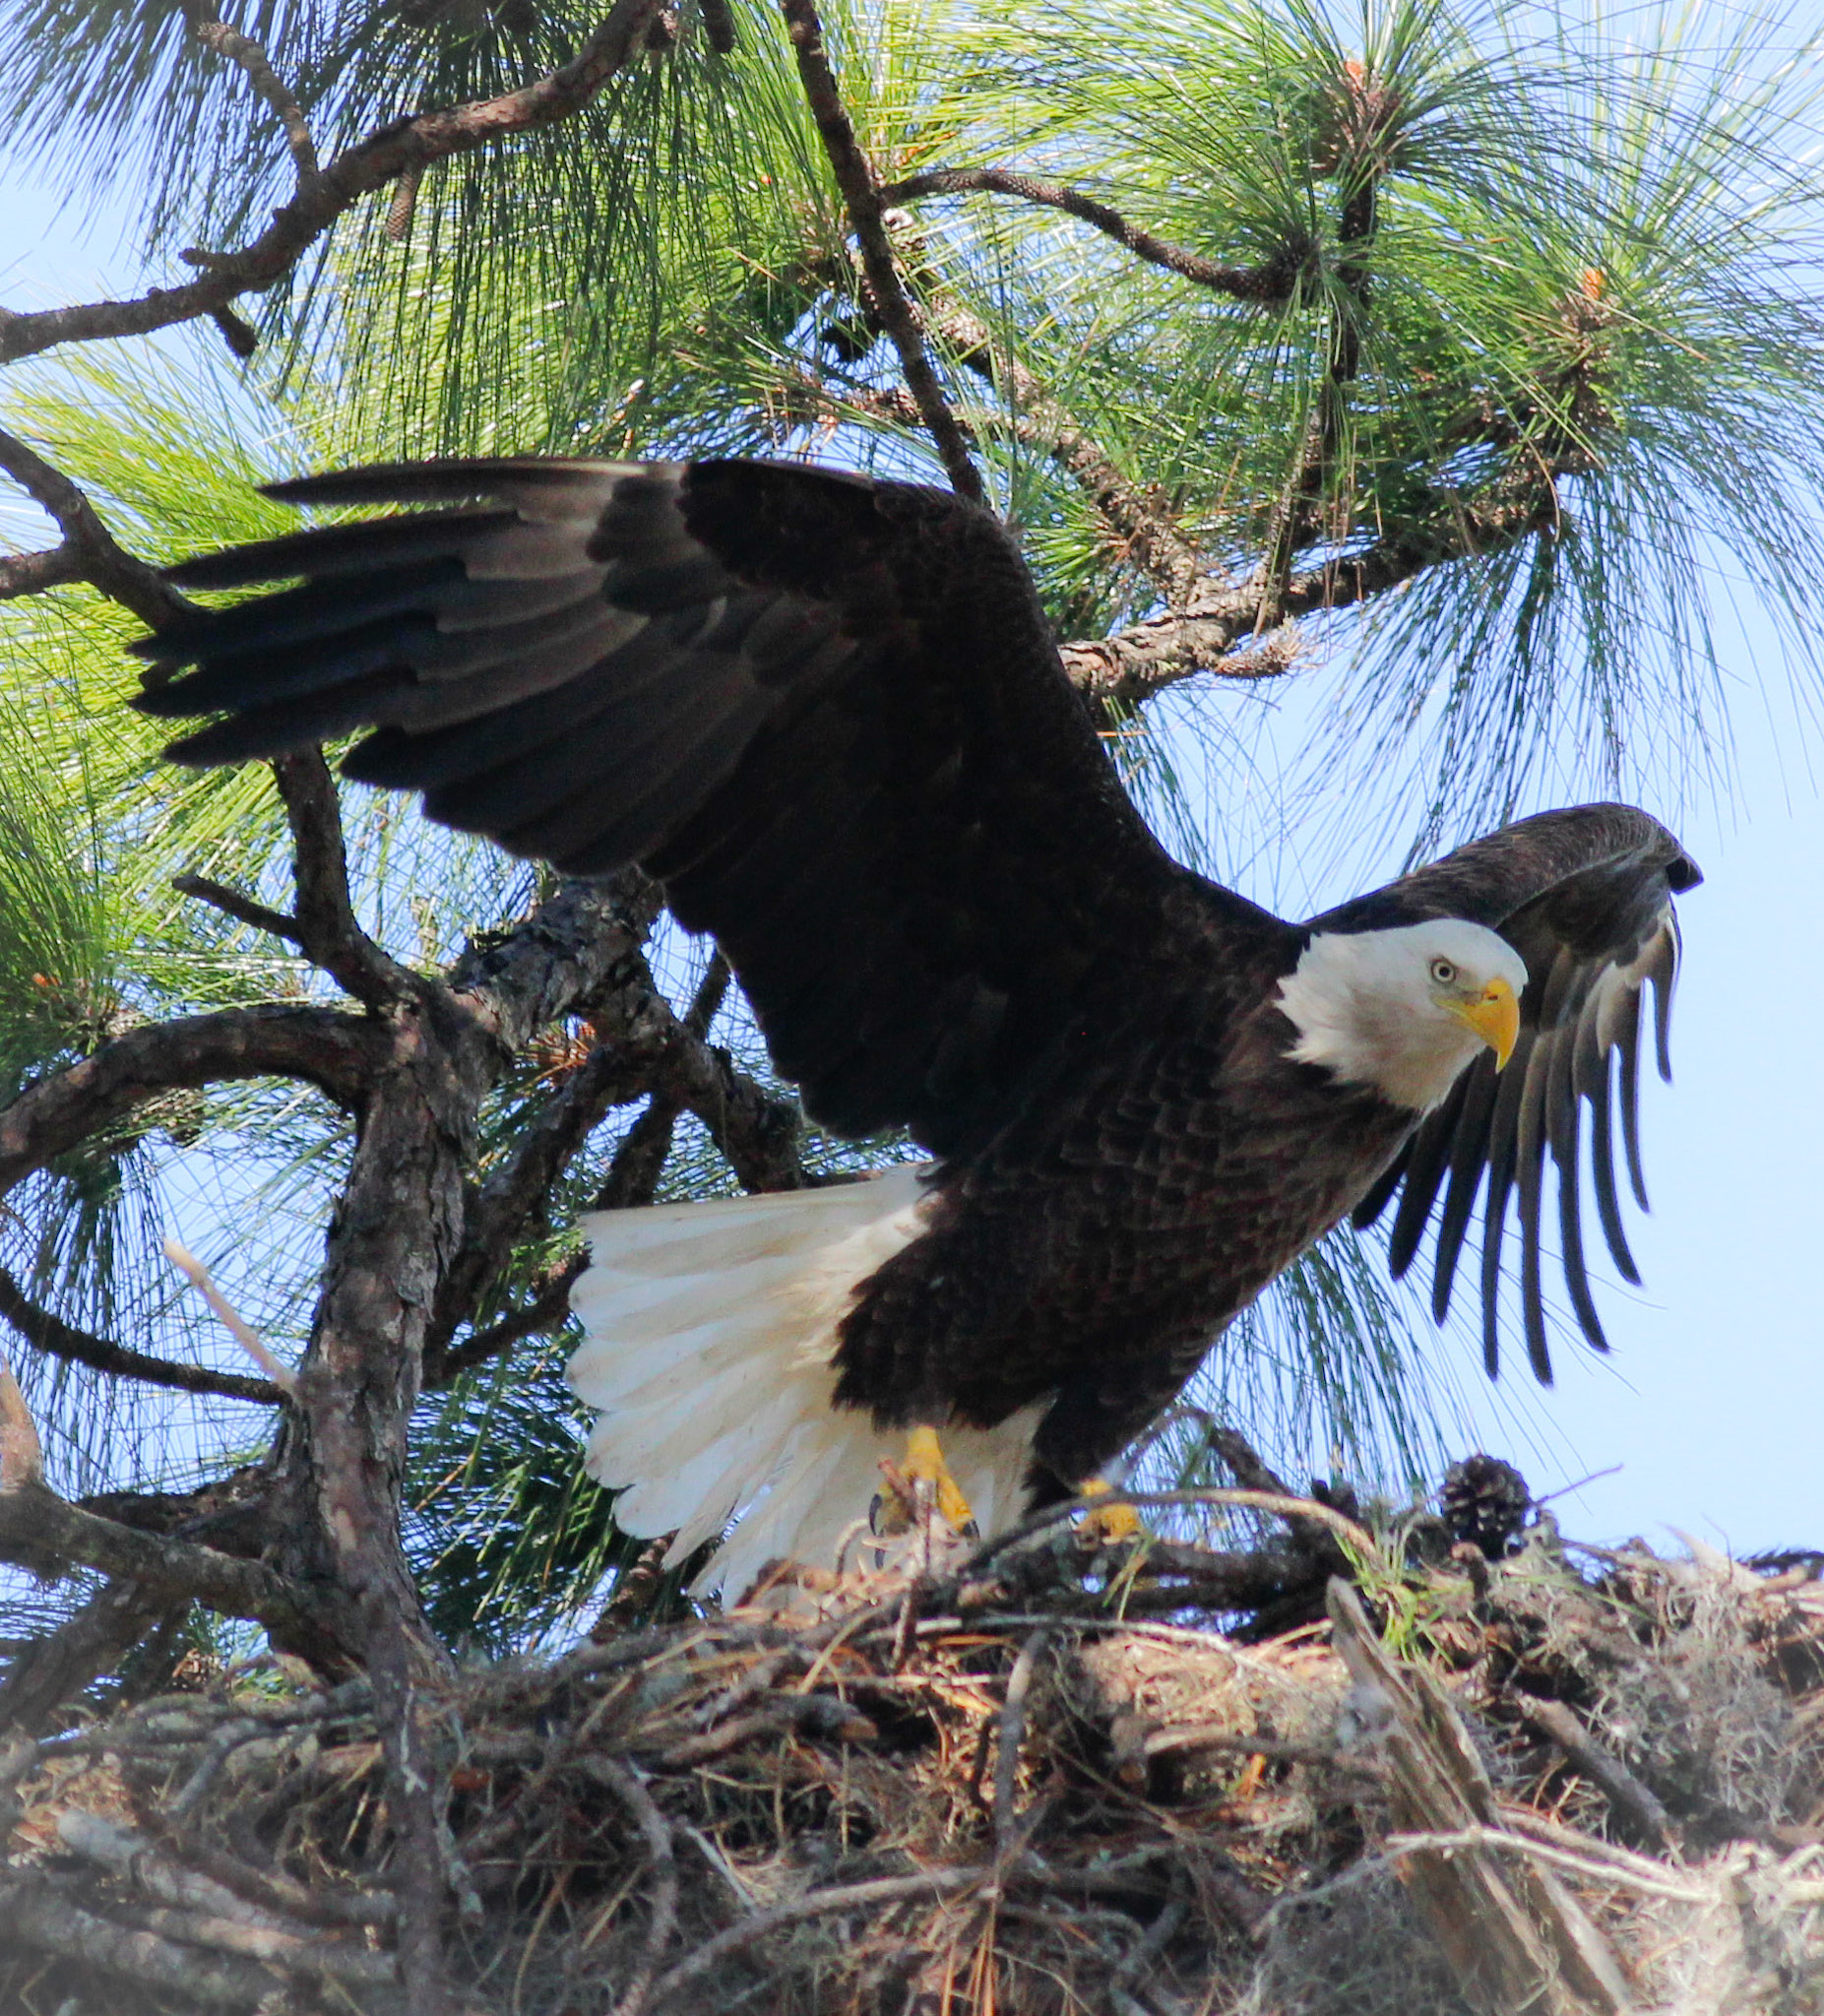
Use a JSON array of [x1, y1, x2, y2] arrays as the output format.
[[1428, 957, 1458, 985]]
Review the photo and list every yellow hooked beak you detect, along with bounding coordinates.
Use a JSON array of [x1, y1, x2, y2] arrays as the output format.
[[1455, 976, 1521, 1071]]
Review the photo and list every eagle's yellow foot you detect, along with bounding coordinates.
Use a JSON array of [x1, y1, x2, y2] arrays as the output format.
[[1077, 1476, 1143, 1544], [875, 1424, 976, 1537]]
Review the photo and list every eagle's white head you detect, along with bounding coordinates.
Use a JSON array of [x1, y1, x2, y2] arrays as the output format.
[[1276, 918, 1528, 1112]]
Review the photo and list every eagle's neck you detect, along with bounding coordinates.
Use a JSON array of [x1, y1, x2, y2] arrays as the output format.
[[1276, 926, 1488, 1113]]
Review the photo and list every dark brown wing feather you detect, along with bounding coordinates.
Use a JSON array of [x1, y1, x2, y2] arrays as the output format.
[[134, 457, 1277, 1156], [1331, 804, 1699, 1380]]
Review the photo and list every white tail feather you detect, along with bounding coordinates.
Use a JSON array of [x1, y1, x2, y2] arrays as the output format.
[[569, 1165, 1042, 1597]]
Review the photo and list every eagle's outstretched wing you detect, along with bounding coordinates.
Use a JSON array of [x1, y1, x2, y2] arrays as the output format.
[[1332, 804, 1702, 1380], [134, 458, 1270, 1156]]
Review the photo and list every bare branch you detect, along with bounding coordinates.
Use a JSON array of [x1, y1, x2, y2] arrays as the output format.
[[0, 542, 87, 600], [879, 167, 1310, 303], [1058, 606, 1291, 709], [425, 1254, 587, 1386], [435, 934, 788, 1357], [171, 872, 304, 947], [594, 1095, 683, 1210], [0, 1479, 319, 1643], [272, 752, 412, 1004], [160, 1239, 299, 1396], [428, 1040, 648, 1356], [780, 0, 983, 503], [188, 11, 319, 178], [0, 0, 666, 369], [592, 950, 733, 1212], [590, 957, 809, 1193], [0, 1003, 381, 1197], [0, 427, 189, 627], [0, 1263, 282, 1405]]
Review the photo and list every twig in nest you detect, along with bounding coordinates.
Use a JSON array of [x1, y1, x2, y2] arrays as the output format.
[[643, 1866, 980, 2008], [590, 1757, 677, 2016], [160, 1237, 298, 1396], [167, 1715, 280, 1822], [53, 1811, 396, 1985], [996, 1626, 1051, 1850], [1515, 1694, 1678, 1854], [648, 1694, 876, 1766], [890, 1571, 927, 1671], [1381, 1826, 1709, 1904], [0, 1876, 286, 2004]]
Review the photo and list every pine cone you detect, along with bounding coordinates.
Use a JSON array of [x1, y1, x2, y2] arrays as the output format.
[[1439, 1453, 1531, 1559]]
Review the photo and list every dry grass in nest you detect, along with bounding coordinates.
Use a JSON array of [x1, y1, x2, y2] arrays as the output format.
[[3, 1517, 1822, 2014]]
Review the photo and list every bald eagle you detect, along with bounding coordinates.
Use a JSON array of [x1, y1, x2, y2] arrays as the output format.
[[134, 458, 1699, 1596]]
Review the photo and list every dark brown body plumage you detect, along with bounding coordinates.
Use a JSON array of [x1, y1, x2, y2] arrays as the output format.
[[133, 456, 1700, 1505]]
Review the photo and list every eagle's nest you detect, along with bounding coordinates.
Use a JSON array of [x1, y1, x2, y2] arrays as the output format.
[[4, 1493, 1822, 2016]]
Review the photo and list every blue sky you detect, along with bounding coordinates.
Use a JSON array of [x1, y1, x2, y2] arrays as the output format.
[[1, 46, 1818, 1560]]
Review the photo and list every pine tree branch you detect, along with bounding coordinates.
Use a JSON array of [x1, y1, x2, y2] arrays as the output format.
[[0, 0, 666, 369], [0, 1005, 383, 1197], [878, 168, 1310, 303], [0, 543, 87, 601], [588, 954, 808, 1194], [590, 950, 732, 1213], [0, 1479, 318, 1642], [0, 427, 189, 627], [272, 752, 412, 1004], [0, 1265, 282, 1405], [449, 873, 665, 1060], [780, 0, 983, 503], [902, 266, 1207, 605], [425, 1254, 587, 1386], [185, 7, 318, 178], [1058, 484, 1556, 707], [645, 1867, 980, 2006], [427, 1041, 653, 1360], [593, 1095, 683, 1210], [781, 313, 1210, 608], [431, 936, 787, 1360], [170, 874, 304, 947]]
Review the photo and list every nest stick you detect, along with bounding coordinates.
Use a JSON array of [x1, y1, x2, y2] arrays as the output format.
[[996, 1626, 1052, 1849]]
